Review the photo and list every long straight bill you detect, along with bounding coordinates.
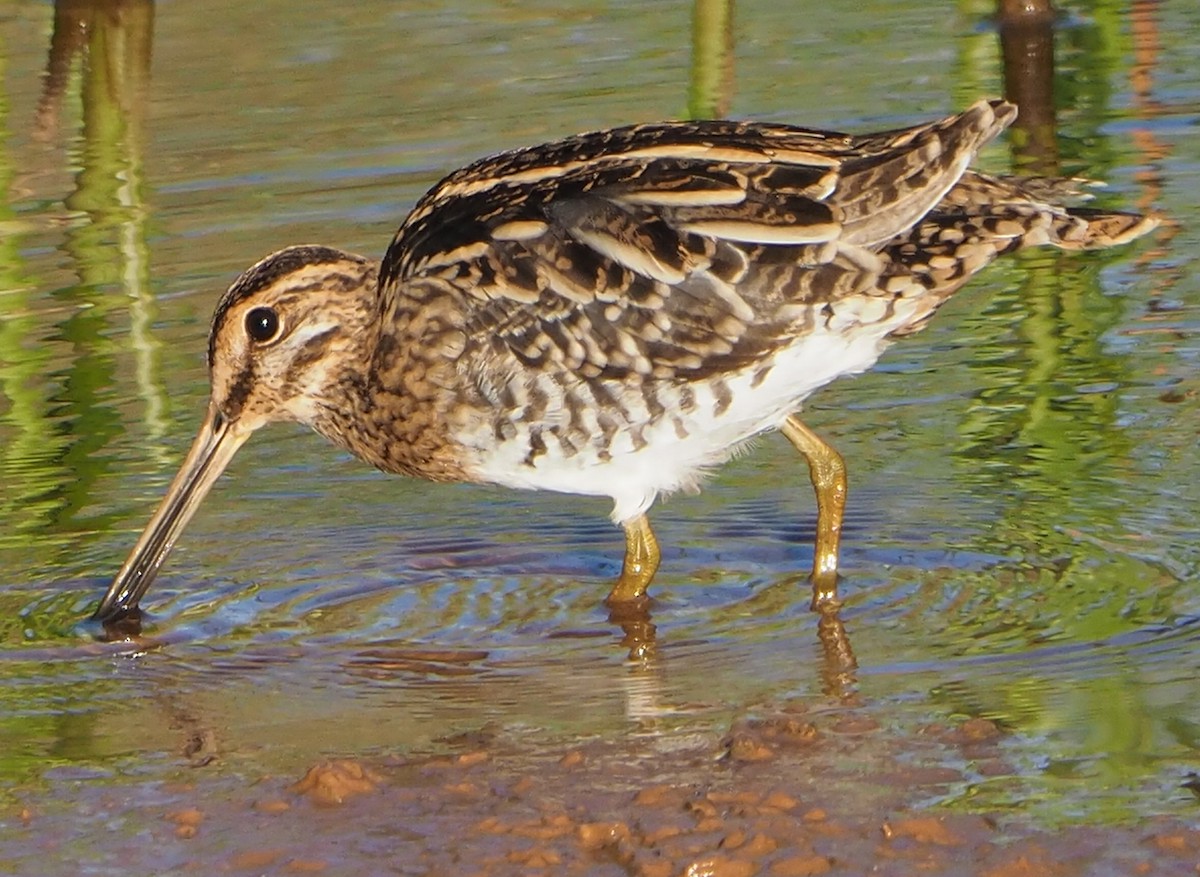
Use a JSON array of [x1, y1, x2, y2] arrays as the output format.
[[92, 403, 251, 623]]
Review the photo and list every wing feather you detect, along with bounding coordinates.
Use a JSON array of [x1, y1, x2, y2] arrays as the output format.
[[377, 100, 1018, 386]]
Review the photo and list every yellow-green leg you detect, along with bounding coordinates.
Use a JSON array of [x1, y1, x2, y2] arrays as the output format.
[[781, 414, 847, 608], [606, 513, 660, 604]]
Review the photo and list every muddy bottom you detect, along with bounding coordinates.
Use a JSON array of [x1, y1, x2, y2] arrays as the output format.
[[8, 695, 1198, 877]]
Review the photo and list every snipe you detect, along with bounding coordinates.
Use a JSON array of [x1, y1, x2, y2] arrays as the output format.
[[92, 99, 1157, 624]]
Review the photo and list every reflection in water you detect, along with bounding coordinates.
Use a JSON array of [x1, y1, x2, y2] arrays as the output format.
[[997, 0, 1057, 173], [815, 603, 857, 699], [922, 0, 1176, 787], [609, 602, 658, 662], [0, 51, 59, 558], [35, 0, 153, 143], [52, 0, 164, 446], [1128, 0, 1178, 269], [0, 0, 159, 776], [688, 0, 734, 119], [954, 1, 1152, 598], [0, 1, 161, 561], [606, 598, 855, 726]]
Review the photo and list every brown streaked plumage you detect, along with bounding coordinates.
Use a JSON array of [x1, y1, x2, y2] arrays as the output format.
[[92, 99, 1158, 624]]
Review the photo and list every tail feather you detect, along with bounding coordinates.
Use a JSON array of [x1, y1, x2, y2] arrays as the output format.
[[935, 168, 1161, 250], [878, 198, 1158, 338], [836, 100, 1018, 247], [1053, 208, 1161, 249]]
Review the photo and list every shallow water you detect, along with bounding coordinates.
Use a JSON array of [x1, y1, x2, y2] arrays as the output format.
[[1, 0, 1199, 869]]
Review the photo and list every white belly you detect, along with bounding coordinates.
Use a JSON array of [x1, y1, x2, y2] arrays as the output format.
[[463, 316, 900, 524]]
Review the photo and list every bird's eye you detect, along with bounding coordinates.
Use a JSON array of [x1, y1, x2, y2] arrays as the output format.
[[245, 307, 282, 344]]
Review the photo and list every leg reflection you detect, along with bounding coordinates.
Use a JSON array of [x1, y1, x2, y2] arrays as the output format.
[[603, 577, 859, 710], [607, 599, 658, 663], [606, 600, 669, 726], [815, 601, 858, 700]]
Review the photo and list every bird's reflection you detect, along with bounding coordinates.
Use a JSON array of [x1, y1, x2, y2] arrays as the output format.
[[815, 601, 857, 699], [605, 576, 859, 717], [608, 601, 659, 663]]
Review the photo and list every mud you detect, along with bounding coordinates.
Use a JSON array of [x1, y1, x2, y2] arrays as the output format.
[[9, 697, 1197, 876]]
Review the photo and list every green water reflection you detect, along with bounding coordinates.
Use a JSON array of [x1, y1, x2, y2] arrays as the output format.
[[0, 0, 1195, 837], [1, 0, 160, 573]]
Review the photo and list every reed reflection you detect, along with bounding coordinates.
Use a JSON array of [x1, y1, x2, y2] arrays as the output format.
[[947, 1, 1157, 588], [5, 1, 164, 565], [689, 0, 734, 120], [998, 0, 1057, 173]]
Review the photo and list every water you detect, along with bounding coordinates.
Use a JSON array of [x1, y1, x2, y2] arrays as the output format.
[[1, 0, 1199, 864]]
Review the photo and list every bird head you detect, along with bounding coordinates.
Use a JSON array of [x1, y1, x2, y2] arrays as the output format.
[[92, 246, 378, 626]]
